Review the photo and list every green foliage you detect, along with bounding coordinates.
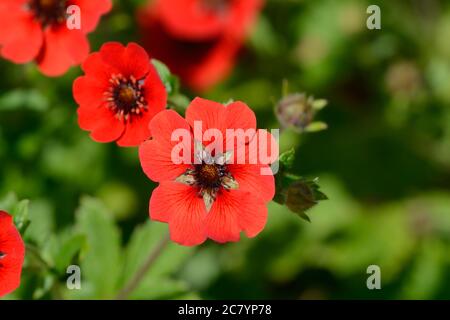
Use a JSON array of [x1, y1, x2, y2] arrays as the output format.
[[74, 197, 123, 298]]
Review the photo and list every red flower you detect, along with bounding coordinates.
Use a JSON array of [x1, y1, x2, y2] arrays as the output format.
[[0, 211, 25, 298], [0, 0, 112, 76], [154, 0, 262, 41], [137, 0, 263, 91], [73, 42, 168, 147], [139, 98, 278, 246]]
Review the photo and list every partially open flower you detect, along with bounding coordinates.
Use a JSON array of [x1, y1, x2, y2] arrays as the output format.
[[73, 42, 167, 147], [0, 0, 112, 76], [0, 211, 25, 298], [139, 98, 278, 246]]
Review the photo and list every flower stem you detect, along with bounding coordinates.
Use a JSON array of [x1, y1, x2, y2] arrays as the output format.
[[26, 244, 58, 275], [115, 233, 171, 300]]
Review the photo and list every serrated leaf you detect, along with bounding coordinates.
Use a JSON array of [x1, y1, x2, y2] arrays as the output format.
[[278, 148, 295, 170]]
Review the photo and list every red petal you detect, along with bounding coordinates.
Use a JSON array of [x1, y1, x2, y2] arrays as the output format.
[[137, 9, 240, 91], [100, 42, 151, 79], [37, 27, 89, 76], [117, 114, 153, 147], [0, 9, 43, 64], [205, 190, 241, 243], [139, 110, 192, 181], [227, 0, 264, 40], [81, 52, 119, 82], [205, 190, 268, 243], [149, 109, 192, 145], [71, 0, 112, 33], [156, 0, 226, 41], [236, 193, 268, 238], [116, 63, 168, 147], [142, 63, 168, 122], [73, 75, 107, 108], [150, 181, 207, 246], [228, 163, 275, 203], [77, 105, 125, 143], [186, 97, 226, 134], [0, 211, 25, 298], [0, 210, 13, 234], [139, 139, 191, 183], [117, 65, 167, 147], [224, 101, 256, 132]]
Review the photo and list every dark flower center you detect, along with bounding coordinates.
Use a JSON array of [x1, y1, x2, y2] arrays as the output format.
[[196, 164, 222, 187], [29, 0, 67, 27], [118, 86, 137, 106], [176, 152, 238, 211], [105, 74, 148, 122]]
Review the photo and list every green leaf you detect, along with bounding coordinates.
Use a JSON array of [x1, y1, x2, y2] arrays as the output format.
[[278, 148, 295, 170], [25, 199, 54, 246], [53, 233, 86, 274], [168, 93, 190, 115], [12, 199, 31, 234], [75, 197, 122, 299], [152, 59, 179, 96]]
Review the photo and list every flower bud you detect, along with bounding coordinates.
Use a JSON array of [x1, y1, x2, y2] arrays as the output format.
[[276, 93, 327, 133]]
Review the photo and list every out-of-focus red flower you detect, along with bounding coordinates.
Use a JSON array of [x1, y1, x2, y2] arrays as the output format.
[[155, 0, 262, 41], [73, 42, 167, 147], [139, 98, 277, 246], [0, 211, 25, 298], [137, 0, 263, 91], [0, 0, 112, 76]]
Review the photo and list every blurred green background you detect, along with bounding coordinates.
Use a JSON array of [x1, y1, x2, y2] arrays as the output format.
[[1, 0, 450, 299]]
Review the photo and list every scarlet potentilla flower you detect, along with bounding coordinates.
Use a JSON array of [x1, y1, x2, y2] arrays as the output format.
[[0, 211, 25, 298], [137, 0, 263, 91], [139, 98, 278, 246], [73, 42, 168, 147], [0, 0, 112, 76], [154, 0, 263, 41]]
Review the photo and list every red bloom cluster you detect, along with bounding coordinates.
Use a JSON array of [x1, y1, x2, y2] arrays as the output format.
[[0, 211, 25, 298], [0, 0, 111, 76], [138, 0, 263, 91], [139, 98, 277, 246], [73, 42, 168, 147]]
